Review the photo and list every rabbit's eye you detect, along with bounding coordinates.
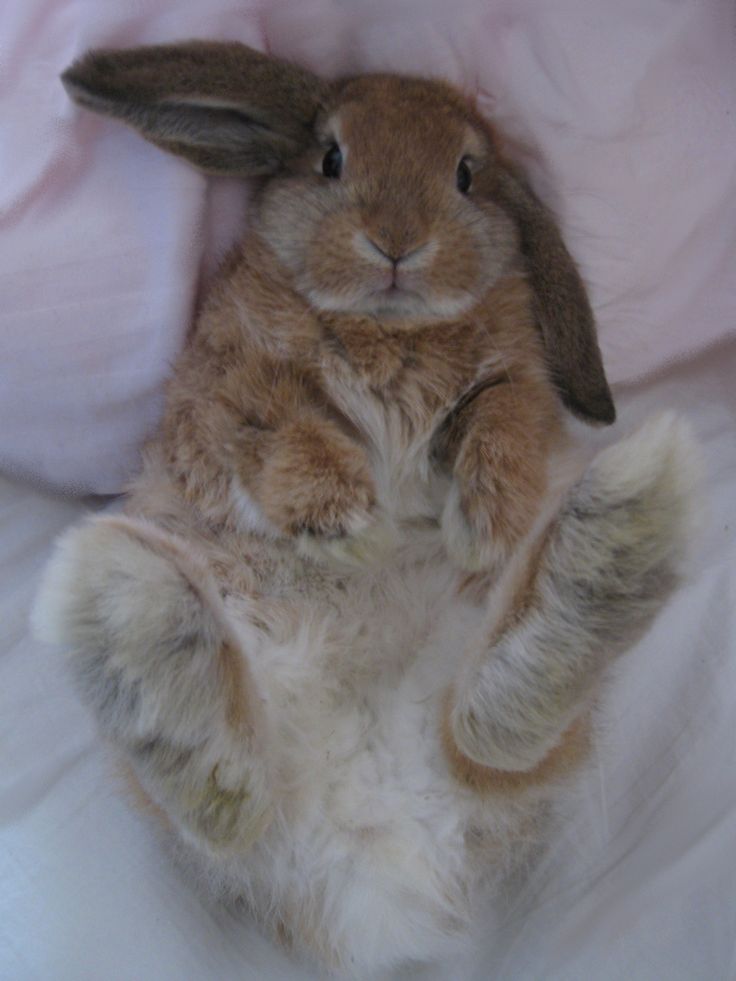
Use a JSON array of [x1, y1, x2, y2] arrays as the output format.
[[456, 158, 472, 193], [322, 144, 343, 179]]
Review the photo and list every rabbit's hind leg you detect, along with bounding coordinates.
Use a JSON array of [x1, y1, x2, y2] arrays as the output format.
[[444, 413, 698, 783], [33, 515, 271, 853]]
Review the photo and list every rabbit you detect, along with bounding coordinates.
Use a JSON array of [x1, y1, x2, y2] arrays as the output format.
[[32, 41, 697, 978]]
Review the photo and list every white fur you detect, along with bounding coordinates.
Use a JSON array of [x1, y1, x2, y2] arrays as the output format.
[[306, 282, 478, 322], [229, 476, 280, 538]]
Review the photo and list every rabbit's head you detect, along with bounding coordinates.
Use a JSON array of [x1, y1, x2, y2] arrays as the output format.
[[63, 41, 614, 424]]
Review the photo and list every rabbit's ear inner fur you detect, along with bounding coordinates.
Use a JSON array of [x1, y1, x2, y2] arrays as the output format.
[[62, 42, 328, 175], [495, 164, 615, 425]]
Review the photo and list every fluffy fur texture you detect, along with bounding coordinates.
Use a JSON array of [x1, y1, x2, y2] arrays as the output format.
[[33, 41, 697, 977]]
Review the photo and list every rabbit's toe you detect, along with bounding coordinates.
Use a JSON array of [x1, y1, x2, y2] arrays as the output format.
[[548, 411, 701, 633]]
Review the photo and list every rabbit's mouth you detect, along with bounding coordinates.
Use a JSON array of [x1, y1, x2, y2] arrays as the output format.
[[360, 283, 477, 322], [298, 224, 482, 322], [368, 283, 424, 315], [306, 276, 477, 323]]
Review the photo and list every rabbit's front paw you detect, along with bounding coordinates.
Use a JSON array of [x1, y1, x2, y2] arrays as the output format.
[[296, 510, 396, 568], [257, 419, 377, 542], [441, 481, 533, 574], [290, 483, 376, 542], [441, 484, 502, 573]]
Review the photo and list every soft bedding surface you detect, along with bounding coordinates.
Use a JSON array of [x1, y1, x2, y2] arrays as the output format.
[[1, 0, 735, 978]]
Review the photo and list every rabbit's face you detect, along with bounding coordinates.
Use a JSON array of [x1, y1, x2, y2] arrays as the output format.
[[61, 41, 615, 422], [257, 76, 518, 323]]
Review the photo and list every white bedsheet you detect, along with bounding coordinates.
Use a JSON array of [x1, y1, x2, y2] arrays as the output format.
[[1, 342, 734, 980]]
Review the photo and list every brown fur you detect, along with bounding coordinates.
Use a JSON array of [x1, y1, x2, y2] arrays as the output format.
[[255, 415, 376, 537], [158, 253, 562, 564], [103, 515, 258, 739], [119, 761, 173, 832], [441, 697, 591, 794], [62, 42, 329, 175], [444, 515, 597, 785], [219, 640, 252, 735]]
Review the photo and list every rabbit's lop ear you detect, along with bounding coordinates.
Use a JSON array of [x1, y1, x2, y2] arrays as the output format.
[[61, 42, 328, 176], [496, 164, 615, 425]]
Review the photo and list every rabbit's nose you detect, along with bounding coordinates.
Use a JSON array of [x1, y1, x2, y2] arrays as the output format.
[[358, 233, 432, 269], [364, 235, 399, 265]]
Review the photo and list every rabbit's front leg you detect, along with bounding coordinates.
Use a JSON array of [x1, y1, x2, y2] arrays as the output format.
[[33, 517, 271, 854], [164, 352, 387, 565], [439, 379, 553, 574], [444, 414, 696, 777], [253, 414, 397, 566], [254, 414, 376, 540]]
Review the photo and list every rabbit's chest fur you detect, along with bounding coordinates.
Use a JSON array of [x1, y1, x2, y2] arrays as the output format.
[[315, 313, 495, 519], [189, 243, 542, 536]]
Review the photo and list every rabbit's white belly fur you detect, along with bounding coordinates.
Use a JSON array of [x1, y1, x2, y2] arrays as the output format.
[[203, 557, 534, 975]]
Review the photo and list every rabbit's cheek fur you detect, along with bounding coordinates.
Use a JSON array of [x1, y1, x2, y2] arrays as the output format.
[[416, 209, 513, 318], [267, 194, 515, 322], [256, 176, 340, 278], [303, 209, 387, 311]]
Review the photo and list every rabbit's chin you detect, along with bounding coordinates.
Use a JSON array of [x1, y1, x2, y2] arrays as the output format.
[[305, 282, 478, 323]]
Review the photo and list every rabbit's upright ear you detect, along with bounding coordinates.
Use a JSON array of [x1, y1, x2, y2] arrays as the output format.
[[61, 42, 329, 176], [495, 163, 615, 425]]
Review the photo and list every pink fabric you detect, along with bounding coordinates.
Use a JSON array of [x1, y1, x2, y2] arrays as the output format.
[[2, 0, 734, 493]]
